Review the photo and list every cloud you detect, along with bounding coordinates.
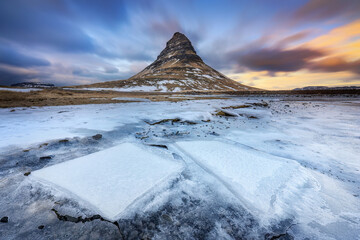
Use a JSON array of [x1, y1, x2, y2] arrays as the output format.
[[0, 0, 358, 88], [235, 47, 324, 72], [0, 44, 50, 68], [104, 66, 119, 74], [292, 0, 360, 24], [274, 30, 313, 48], [71, 66, 134, 81], [149, 18, 184, 40], [66, 0, 127, 28], [309, 57, 360, 74], [225, 19, 360, 78], [0, 0, 96, 53], [0, 65, 50, 86]]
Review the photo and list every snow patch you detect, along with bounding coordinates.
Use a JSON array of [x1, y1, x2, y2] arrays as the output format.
[[0, 87, 43, 92]]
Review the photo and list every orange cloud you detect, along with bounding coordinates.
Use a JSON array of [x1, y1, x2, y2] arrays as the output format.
[[235, 19, 360, 90], [304, 19, 360, 60]]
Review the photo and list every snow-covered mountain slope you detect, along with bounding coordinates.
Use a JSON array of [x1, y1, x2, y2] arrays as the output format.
[[75, 32, 259, 92]]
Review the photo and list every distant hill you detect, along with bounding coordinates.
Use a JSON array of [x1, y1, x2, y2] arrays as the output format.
[[293, 86, 360, 91], [76, 32, 259, 92], [11, 82, 55, 88]]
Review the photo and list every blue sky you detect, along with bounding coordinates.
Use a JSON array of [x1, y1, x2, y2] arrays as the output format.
[[0, 0, 359, 89]]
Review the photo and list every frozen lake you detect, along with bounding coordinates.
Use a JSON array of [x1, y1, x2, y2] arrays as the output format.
[[0, 96, 359, 239]]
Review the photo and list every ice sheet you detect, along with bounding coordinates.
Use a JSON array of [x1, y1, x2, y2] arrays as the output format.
[[1, 97, 359, 239], [0, 101, 217, 150], [175, 140, 318, 219], [32, 143, 183, 220]]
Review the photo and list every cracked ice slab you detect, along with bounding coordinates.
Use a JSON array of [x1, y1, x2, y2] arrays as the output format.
[[175, 140, 319, 219], [32, 143, 183, 220]]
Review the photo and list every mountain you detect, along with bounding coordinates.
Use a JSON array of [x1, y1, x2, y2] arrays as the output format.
[[11, 82, 55, 88], [79, 32, 259, 92]]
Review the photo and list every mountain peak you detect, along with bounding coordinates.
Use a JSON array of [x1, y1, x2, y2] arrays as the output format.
[[156, 32, 200, 63], [170, 32, 190, 43], [125, 32, 258, 92]]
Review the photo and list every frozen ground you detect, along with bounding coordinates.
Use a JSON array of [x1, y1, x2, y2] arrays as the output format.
[[0, 87, 43, 92], [0, 95, 359, 239]]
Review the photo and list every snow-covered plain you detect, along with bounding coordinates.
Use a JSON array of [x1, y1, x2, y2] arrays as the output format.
[[0, 96, 359, 239]]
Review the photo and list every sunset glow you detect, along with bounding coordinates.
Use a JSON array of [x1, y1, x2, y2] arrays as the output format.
[[0, 0, 359, 89]]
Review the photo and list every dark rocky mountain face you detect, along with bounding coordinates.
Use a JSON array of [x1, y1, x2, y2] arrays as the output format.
[[80, 32, 259, 92], [155, 32, 203, 64]]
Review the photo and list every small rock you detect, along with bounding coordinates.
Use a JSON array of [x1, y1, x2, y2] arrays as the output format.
[[38, 225, 44, 229], [161, 214, 172, 222], [91, 214, 101, 220], [39, 143, 48, 148], [1, 216, 8, 223], [214, 110, 237, 117], [59, 139, 69, 143], [24, 172, 31, 176], [10, 109, 15, 112], [149, 144, 168, 149], [92, 134, 102, 140], [39, 156, 52, 161]]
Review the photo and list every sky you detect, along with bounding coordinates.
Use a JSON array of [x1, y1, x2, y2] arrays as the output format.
[[0, 0, 359, 90]]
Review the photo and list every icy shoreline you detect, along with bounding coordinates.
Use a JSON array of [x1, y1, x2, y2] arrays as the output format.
[[0, 96, 359, 239]]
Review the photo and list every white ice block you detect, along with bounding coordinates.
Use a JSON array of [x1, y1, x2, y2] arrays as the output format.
[[175, 140, 317, 216], [32, 143, 183, 220]]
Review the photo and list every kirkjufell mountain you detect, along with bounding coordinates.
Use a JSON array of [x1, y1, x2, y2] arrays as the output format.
[[81, 32, 259, 92]]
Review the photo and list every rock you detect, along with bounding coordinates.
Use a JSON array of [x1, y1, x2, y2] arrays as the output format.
[[38, 225, 44, 229], [91, 214, 101, 220], [215, 110, 237, 117], [147, 118, 181, 125], [222, 105, 251, 109], [161, 214, 172, 222], [59, 139, 69, 143], [39, 143, 48, 148], [92, 134, 102, 140], [10, 109, 15, 112], [39, 156, 52, 161], [252, 102, 269, 107], [24, 172, 31, 176], [1, 216, 8, 223], [149, 144, 168, 149]]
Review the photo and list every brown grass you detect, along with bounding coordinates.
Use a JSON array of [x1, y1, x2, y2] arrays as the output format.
[[0, 88, 229, 108]]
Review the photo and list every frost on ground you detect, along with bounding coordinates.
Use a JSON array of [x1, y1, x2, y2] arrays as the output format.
[[0, 96, 359, 239], [0, 87, 43, 92]]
